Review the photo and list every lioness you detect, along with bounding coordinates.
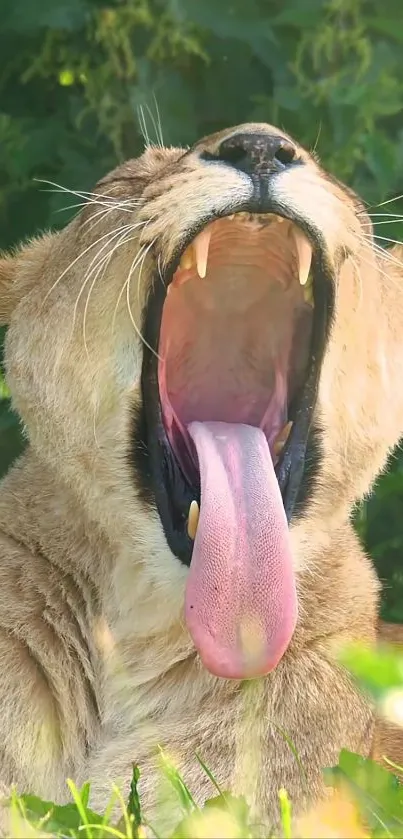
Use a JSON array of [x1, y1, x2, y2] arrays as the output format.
[[0, 122, 402, 832]]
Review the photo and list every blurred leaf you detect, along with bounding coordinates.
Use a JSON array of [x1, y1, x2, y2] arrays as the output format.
[[15, 790, 104, 834], [340, 643, 403, 700], [325, 750, 403, 837]]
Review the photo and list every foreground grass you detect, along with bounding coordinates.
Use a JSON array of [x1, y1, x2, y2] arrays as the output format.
[[5, 644, 403, 839]]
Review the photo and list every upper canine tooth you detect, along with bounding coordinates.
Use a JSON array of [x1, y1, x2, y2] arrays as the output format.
[[187, 500, 200, 540], [291, 227, 312, 286], [193, 226, 212, 279], [179, 245, 194, 271]]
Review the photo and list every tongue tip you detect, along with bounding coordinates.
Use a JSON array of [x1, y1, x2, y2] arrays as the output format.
[[186, 599, 298, 680]]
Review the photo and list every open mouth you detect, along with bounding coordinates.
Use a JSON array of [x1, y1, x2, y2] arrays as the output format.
[[136, 208, 333, 680]]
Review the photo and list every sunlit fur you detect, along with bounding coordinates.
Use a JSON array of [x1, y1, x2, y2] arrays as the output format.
[[0, 122, 402, 832]]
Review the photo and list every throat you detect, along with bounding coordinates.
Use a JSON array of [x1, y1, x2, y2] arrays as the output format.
[[158, 259, 312, 480]]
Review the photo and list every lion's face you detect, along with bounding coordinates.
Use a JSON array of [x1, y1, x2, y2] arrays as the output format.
[[2, 122, 402, 680]]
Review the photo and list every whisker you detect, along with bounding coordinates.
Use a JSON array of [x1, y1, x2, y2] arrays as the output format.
[[364, 220, 403, 227], [145, 102, 163, 148], [70, 225, 136, 338], [111, 241, 151, 335], [138, 105, 152, 149], [370, 193, 403, 210], [373, 243, 403, 273], [152, 93, 164, 148], [126, 240, 161, 360], [54, 201, 91, 215], [111, 213, 157, 335], [358, 232, 403, 267], [41, 223, 134, 308], [354, 237, 403, 284], [367, 212, 403, 218], [82, 203, 136, 233], [35, 178, 142, 205], [366, 234, 403, 247], [81, 228, 137, 360], [157, 254, 166, 290], [311, 122, 322, 155]]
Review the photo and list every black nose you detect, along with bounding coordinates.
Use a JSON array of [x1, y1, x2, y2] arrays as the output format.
[[216, 131, 297, 176]]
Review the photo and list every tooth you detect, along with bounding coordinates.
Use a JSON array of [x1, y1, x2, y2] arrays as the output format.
[[193, 227, 212, 279], [179, 245, 194, 271], [304, 274, 314, 306], [277, 215, 285, 223], [187, 500, 200, 540], [274, 422, 293, 456], [291, 228, 312, 286], [227, 214, 235, 220]]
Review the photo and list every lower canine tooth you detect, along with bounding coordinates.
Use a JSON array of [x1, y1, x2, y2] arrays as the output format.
[[187, 500, 200, 540], [274, 421, 293, 455]]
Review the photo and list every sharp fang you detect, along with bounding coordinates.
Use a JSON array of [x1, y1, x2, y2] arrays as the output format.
[[194, 227, 212, 279], [291, 228, 312, 286], [187, 500, 200, 541], [304, 274, 314, 306], [274, 421, 293, 456], [179, 245, 194, 271]]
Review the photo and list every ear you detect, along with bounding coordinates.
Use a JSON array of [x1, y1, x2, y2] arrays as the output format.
[[0, 234, 54, 326]]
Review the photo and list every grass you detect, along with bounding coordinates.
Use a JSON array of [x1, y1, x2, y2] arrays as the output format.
[[3, 643, 403, 839]]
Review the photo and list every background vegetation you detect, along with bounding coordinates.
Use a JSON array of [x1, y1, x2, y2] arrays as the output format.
[[1, 0, 403, 619]]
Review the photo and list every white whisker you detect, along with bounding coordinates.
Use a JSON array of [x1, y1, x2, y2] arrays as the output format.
[[354, 238, 403, 286], [111, 241, 151, 335], [145, 102, 163, 148], [366, 234, 403, 247], [125, 240, 161, 360], [41, 223, 135, 308], [358, 231, 403, 268], [363, 220, 403, 227], [367, 212, 403, 218], [138, 105, 152, 149], [81, 228, 138, 360], [35, 178, 142, 205], [157, 254, 166, 290], [152, 93, 164, 148], [371, 193, 403, 209], [70, 225, 136, 340]]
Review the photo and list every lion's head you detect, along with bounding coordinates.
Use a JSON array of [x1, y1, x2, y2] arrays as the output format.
[[1, 122, 402, 681]]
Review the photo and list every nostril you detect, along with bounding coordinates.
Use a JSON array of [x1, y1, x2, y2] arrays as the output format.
[[218, 143, 247, 167], [274, 142, 297, 166]]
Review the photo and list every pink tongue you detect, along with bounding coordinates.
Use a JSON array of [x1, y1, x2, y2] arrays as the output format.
[[185, 421, 297, 679]]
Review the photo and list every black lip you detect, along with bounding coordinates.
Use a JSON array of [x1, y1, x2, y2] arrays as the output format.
[[130, 197, 335, 566]]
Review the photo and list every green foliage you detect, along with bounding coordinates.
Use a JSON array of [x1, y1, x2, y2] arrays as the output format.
[[324, 750, 403, 837], [1, 0, 403, 617]]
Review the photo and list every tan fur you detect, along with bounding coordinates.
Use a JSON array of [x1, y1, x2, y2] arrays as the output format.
[[0, 123, 402, 833]]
